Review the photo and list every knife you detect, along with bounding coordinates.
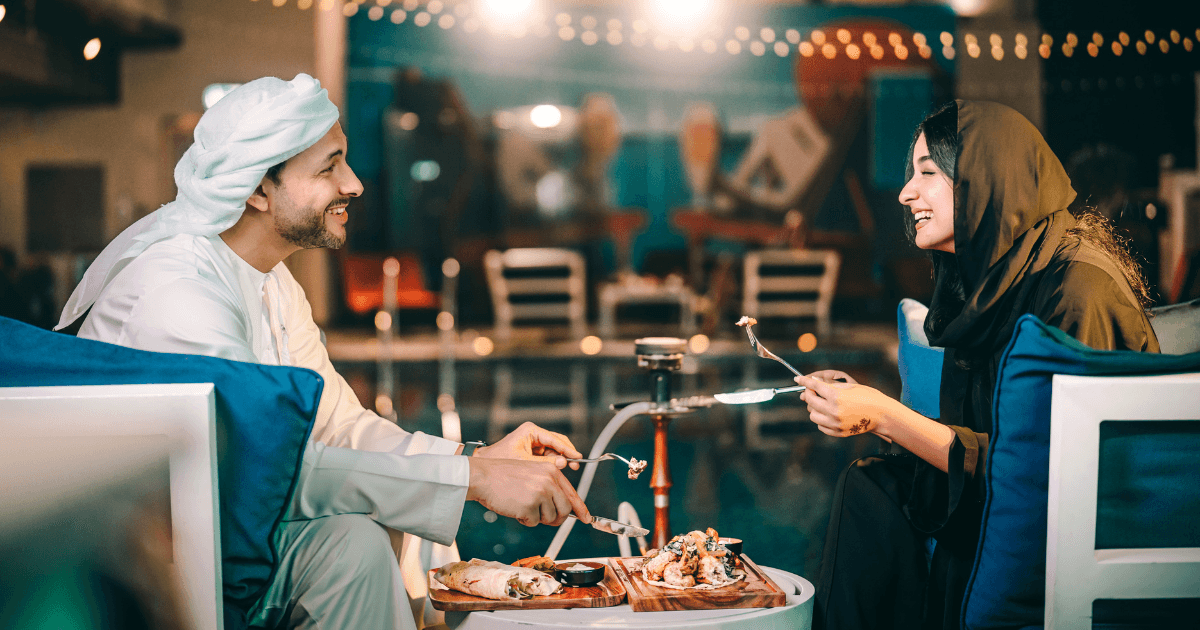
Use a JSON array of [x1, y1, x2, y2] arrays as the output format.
[[569, 514, 649, 538], [713, 384, 806, 405]]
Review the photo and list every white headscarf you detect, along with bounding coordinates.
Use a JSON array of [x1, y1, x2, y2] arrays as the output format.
[[57, 73, 340, 330]]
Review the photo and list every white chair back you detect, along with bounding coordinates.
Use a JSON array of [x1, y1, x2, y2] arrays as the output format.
[[743, 249, 840, 337], [484, 248, 587, 341]]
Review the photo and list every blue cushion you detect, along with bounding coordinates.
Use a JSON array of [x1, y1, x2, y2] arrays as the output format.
[[896, 298, 944, 419], [962, 315, 1200, 630], [0, 317, 321, 630]]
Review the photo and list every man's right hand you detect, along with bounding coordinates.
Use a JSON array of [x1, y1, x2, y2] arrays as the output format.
[[465, 457, 592, 528]]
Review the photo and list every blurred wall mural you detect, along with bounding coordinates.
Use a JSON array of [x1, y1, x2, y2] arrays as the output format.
[[346, 3, 956, 320]]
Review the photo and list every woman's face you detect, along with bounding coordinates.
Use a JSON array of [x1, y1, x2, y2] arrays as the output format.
[[900, 132, 955, 254]]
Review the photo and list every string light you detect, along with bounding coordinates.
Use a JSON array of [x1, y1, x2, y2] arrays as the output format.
[[1087, 42, 1098, 57], [607, 30, 622, 45], [1185, 38, 1194, 52], [761, 27, 776, 43], [580, 15, 596, 30], [799, 41, 814, 57], [1136, 40, 1147, 55], [438, 14, 453, 28], [1144, 30, 1155, 44], [837, 28, 851, 44], [581, 30, 598, 45], [872, 45, 885, 59], [735, 26, 750, 41], [750, 40, 765, 55], [774, 41, 789, 56], [913, 32, 926, 47], [1092, 32, 1103, 46], [1159, 39, 1169, 53], [368, 5, 383, 20], [811, 30, 826, 46], [413, 10, 429, 25], [1112, 41, 1123, 56], [786, 29, 800, 44], [1119, 32, 1129, 46], [940, 31, 953, 46], [863, 32, 877, 46], [846, 43, 860, 59], [943, 46, 955, 60], [888, 32, 902, 47], [390, 9, 405, 23], [725, 39, 740, 54], [342, 1, 357, 16], [83, 37, 101, 60], [1039, 43, 1050, 58], [297, 0, 312, 8]]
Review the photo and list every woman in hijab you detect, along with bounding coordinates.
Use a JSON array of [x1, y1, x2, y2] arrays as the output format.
[[794, 100, 1158, 630]]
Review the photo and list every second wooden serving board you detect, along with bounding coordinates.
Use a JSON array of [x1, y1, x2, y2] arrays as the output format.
[[608, 554, 787, 612]]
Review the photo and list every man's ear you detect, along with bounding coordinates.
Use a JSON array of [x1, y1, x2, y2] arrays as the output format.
[[246, 178, 272, 213]]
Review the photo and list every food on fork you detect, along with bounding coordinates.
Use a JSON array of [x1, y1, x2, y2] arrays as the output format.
[[627, 457, 647, 480], [434, 559, 562, 600], [735, 316, 758, 327], [640, 528, 744, 590], [511, 555, 556, 573]]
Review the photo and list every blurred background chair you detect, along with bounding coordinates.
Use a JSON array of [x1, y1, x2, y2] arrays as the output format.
[[743, 249, 841, 338], [484, 248, 587, 341], [488, 362, 588, 445]]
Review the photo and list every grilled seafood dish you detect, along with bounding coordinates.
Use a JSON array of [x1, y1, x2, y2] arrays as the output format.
[[640, 528, 744, 590]]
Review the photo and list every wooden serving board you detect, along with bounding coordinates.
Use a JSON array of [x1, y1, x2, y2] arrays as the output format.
[[609, 554, 787, 612], [427, 565, 626, 611]]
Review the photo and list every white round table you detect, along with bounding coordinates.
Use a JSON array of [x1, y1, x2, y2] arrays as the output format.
[[442, 566, 813, 630]]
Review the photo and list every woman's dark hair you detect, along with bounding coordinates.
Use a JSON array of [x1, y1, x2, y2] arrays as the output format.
[[902, 101, 1153, 318]]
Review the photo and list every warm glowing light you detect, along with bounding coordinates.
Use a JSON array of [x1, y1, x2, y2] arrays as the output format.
[[940, 31, 953, 46], [1136, 41, 1147, 55], [647, 0, 715, 35], [581, 30, 598, 45], [581, 15, 596, 30], [530, 104, 562, 128], [298, 0, 312, 8], [398, 112, 418, 130], [1086, 43, 1098, 57], [438, 14, 454, 28], [375, 311, 393, 332], [272, 0, 285, 7], [383, 257, 401, 277], [1015, 33, 1026, 47], [607, 31, 623, 45], [774, 41, 789, 57], [555, 13, 570, 26], [1061, 43, 1072, 57], [913, 32, 926, 47], [948, 0, 987, 16], [726, 39, 741, 54], [0, 6, 6, 23], [1185, 38, 1194, 52], [689, 334, 711, 354], [735, 26, 750, 41], [1014, 45, 1026, 59], [888, 32, 902, 47], [437, 393, 456, 413], [1171, 30, 1180, 44], [943, 46, 956, 60], [837, 29, 851, 44], [1144, 30, 1155, 44], [607, 19, 621, 31], [990, 33, 1001, 47], [375, 395, 393, 416], [402, 0, 418, 9], [811, 30, 826, 45], [414, 11, 430, 26], [967, 44, 980, 58], [1042, 33, 1053, 46], [895, 44, 909, 60], [750, 41, 765, 56], [559, 26, 575, 40], [863, 32, 877, 46], [1159, 39, 1169, 53], [761, 28, 776, 42], [964, 33, 977, 46], [821, 43, 836, 58], [1112, 42, 1122, 56], [580, 336, 603, 355], [1092, 32, 1103, 46], [990, 45, 1002, 59], [1066, 32, 1078, 46], [846, 43, 860, 59], [799, 42, 814, 57], [427, 0, 443, 13], [320, 0, 335, 10], [390, 9, 406, 23], [1119, 32, 1129, 46], [920, 45, 933, 59], [871, 45, 884, 60], [633, 19, 648, 33], [798, 334, 818, 353], [436, 312, 454, 331], [1039, 43, 1050, 58], [342, 2, 357, 16], [473, 337, 494, 356], [83, 38, 101, 60], [786, 29, 800, 44]]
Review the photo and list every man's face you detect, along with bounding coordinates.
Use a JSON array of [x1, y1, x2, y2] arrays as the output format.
[[270, 123, 363, 250]]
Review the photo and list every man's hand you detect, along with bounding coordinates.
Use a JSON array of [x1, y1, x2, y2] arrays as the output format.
[[475, 422, 583, 471], [466, 458, 592, 527], [795, 372, 897, 439]]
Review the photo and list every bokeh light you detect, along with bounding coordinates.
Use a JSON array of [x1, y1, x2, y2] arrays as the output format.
[[798, 334, 818, 353], [580, 336, 603, 355]]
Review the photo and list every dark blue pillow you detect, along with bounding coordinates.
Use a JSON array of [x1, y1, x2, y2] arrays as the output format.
[[0, 317, 321, 630], [896, 299, 944, 419], [961, 315, 1200, 629]]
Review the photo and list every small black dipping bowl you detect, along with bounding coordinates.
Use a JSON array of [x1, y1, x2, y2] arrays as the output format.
[[719, 537, 743, 556], [555, 561, 606, 587]]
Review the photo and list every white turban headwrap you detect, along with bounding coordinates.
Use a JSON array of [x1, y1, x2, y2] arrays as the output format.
[[57, 73, 340, 330]]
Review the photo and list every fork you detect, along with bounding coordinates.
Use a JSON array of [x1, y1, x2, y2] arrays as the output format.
[[737, 316, 803, 377], [565, 452, 636, 466]]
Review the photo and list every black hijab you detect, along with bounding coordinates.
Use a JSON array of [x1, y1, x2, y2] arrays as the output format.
[[924, 100, 1078, 358]]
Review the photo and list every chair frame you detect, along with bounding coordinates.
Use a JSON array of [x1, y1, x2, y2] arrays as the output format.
[[743, 248, 840, 337], [1046, 373, 1200, 629], [0, 383, 222, 630], [484, 248, 587, 341]]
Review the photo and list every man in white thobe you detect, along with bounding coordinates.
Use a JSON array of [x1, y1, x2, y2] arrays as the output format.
[[57, 74, 592, 630]]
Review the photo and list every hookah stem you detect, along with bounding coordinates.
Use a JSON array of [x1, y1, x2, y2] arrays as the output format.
[[649, 371, 673, 550]]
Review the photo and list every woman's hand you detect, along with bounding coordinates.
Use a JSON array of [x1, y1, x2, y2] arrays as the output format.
[[795, 372, 897, 438]]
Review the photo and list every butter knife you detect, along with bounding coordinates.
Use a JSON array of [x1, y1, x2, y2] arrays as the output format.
[[713, 384, 806, 405], [569, 514, 649, 537]]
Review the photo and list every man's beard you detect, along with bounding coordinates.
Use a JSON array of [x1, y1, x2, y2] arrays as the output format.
[[275, 199, 348, 250]]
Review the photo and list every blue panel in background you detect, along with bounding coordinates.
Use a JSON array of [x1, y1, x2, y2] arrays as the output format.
[[870, 70, 936, 189]]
